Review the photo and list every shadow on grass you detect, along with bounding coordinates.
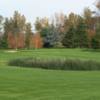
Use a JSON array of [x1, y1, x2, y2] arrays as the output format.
[[81, 48, 100, 52]]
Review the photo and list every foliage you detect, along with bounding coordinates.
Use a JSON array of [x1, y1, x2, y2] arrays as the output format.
[[25, 23, 32, 49], [0, 3, 100, 49], [32, 33, 43, 48], [62, 27, 76, 48], [91, 35, 100, 49], [75, 17, 88, 48], [0, 15, 3, 32], [62, 17, 88, 48]]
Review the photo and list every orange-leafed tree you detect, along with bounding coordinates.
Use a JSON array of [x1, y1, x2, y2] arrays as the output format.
[[87, 30, 96, 48], [7, 32, 25, 49], [17, 33, 25, 48], [7, 32, 16, 49], [30, 33, 42, 49]]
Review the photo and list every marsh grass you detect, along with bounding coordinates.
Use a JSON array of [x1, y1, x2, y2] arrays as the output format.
[[8, 58, 100, 70]]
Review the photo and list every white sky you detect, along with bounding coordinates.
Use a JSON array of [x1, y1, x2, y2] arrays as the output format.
[[0, 0, 96, 29]]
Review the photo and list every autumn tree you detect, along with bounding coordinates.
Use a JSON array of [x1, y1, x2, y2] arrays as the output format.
[[35, 17, 49, 32], [34, 17, 42, 32], [4, 11, 27, 49], [12, 11, 26, 49], [83, 7, 95, 48], [32, 33, 42, 49], [34, 14, 65, 48]]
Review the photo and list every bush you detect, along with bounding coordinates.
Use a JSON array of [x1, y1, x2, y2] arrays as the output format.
[[8, 58, 100, 71], [91, 38, 100, 49]]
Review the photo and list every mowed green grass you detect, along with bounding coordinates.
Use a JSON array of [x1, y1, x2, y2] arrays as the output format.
[[0, 49, 100, 100], [0, 49, 100, 62]]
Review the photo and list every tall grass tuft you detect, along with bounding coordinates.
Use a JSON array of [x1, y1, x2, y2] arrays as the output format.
[[8, 58, 100, 70]]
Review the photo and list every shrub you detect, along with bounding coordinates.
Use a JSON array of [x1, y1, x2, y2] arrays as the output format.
[[8, 58, 100, 71], [91, 37, 100, 49]]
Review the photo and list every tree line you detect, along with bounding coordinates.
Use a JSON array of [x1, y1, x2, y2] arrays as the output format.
[[0, 0, 100, 49], [0, 11, 42, 49]]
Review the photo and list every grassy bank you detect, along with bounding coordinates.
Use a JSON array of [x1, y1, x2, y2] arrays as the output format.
[[0, 49, 100, 100], [0, 67, 100, 100]]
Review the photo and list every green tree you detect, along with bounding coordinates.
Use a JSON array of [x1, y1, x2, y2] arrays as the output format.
[[91, 36, 100, 49], [91, 0, 100, 49], [0, 15, 6, 48], [62, 26, 76, 48], [25, 23, 32, 49], [76, 17, 88, 48], [0, 15, 3, 32]]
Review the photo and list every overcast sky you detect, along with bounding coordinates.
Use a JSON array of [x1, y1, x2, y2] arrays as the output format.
[[0, 0, 96, 29]]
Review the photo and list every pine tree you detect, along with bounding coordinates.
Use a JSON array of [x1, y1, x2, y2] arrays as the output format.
[[62, 26, 76, 48], [76, 18, 88, 48], [25, 23, 32, 49]]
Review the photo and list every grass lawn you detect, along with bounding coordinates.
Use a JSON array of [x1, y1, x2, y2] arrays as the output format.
[[0, 49, 100, 100]]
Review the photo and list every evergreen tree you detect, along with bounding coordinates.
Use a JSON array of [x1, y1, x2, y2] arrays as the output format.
[[62, 26, 76, 48], [25, 23, 32, 49], [75, 18, 88, 48]]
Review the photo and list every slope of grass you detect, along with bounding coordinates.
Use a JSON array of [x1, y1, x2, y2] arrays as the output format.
[[0, 67, 100, 100], [0, 49, 100, 100]]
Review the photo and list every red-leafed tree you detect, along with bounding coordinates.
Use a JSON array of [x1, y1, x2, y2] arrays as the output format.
[[7, 32, 16, 49], [30, 33, 42, 49]]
